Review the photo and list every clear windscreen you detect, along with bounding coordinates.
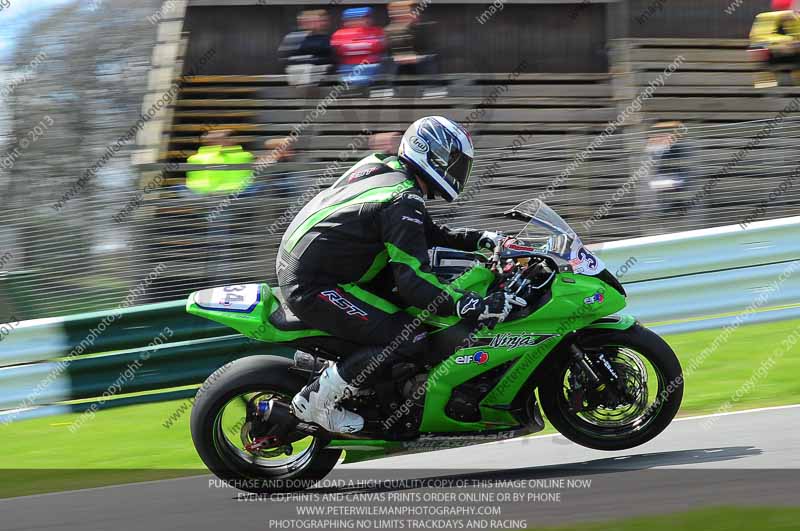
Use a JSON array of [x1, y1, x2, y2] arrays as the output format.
[[510, 199, 577, 257], [512, 199, 577, 238], [506, 199, 606, 276]]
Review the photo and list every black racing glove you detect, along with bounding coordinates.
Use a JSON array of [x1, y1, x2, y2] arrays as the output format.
[[456, 292, 485, 321], [456, 291, 513, 327]]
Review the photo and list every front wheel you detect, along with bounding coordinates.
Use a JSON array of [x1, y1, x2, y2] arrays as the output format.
[[539, 324, 683, 451], [190, 355, 341, 493]]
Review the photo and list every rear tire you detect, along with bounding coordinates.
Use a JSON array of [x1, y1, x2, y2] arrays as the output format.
[[190, 355, 341, 493], [539, 324, 682, 451]]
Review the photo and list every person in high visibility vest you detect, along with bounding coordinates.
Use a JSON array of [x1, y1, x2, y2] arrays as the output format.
[[749, 0, 800, 87], [185, 130, 258, 284], [186, 130, 255, 194]]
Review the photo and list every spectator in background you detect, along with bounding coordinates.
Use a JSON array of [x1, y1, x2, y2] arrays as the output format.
[[201, 129, 235, 148], [185, 129, 257, 284], [186, 129, 254, 195], [331, 7, 386, 92], [257, 138, 300, 271], [259, 138, 299, 199], [368, 131, 401, 155], [279, 10, 334, 86], [645, 121, 690, 215], [772, 0, 796, 10], [384, 1, 445, 98], [749, 0, 800, 87]]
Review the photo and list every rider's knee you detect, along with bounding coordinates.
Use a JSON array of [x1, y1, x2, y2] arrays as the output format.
[[392, 331, 428, 360]]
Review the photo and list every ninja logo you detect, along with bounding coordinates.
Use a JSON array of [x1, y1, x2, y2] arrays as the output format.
[[318, 290, 369, 320], [489, 334, 553, 349]]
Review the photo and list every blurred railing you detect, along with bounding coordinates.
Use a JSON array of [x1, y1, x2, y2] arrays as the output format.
[[3, 38, 800, 322], [3, 114, 800, 321], [1, 215, 798, 424]]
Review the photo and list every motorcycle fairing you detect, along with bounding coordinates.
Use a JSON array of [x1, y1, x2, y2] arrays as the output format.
[[186, 283, 329, 343], [506, 199, 606, 276]]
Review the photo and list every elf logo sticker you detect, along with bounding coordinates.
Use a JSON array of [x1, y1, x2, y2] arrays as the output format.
[[455, 351, 490, 365], [318, 290, 369, 320], [583, 292, 604, 305]]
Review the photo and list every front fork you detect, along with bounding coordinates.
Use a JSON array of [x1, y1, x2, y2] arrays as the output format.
[[567, 344, 621, 412]]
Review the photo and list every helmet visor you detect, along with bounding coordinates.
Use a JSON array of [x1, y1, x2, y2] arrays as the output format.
[[441, 151, 473, 194], [426, 132, 473, 195]]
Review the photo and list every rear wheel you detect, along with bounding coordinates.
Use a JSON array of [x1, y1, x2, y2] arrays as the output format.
[[539, 324, 682, 451], [190, 355, 341, 493]]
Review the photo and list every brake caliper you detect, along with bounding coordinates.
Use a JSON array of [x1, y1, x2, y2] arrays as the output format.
[[567, 373, 586, 412]]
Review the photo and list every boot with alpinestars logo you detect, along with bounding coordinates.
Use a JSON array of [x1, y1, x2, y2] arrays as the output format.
[[291, 365, 365, 434]]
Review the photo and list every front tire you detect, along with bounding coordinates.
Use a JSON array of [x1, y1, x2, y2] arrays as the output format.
[[539, 324, 683, 451], [190, 355, 341, 493]]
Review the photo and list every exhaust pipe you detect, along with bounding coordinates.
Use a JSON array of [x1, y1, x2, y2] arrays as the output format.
[[258, 399, 299, 429]]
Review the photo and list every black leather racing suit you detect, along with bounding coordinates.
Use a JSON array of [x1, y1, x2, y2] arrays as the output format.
[[276, 154, 483, 386]]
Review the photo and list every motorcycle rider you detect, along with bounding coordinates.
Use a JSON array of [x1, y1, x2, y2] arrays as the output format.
[[277, 116, 512, 433]]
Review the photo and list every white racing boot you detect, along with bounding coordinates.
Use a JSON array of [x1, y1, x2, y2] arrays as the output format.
[[291, 365, 365, 434]]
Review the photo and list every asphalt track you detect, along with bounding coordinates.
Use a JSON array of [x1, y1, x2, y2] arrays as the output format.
[[2, 405, 799, 531]]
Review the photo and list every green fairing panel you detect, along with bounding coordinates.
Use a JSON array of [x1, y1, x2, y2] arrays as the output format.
[[403, 265, 496, 327], [418, 272, 627, 433], [586, 314, 637, 330], [186, 283, 329, 342], [186, 269, 633, 462], [336, 280, 633, 463]]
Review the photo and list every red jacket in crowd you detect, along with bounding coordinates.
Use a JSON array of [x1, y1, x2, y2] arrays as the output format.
[[331, 26, 386, 65]]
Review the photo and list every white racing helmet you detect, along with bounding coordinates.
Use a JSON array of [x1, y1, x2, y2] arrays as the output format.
[[398, 116, 474, 202]]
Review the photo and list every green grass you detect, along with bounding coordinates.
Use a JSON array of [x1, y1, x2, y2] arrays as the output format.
[[0, 399, 203, 470], [533, 506, 800, 531], [0, 399, 207, 497], [0, 318, 799, 497], [667, 318, 800, 414]]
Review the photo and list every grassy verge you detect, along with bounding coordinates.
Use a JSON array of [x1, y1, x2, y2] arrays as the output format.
[[666, 318, 800, 414], [0, 318, 798, 497], [533, 506, 800, 531], [0, 470, 208, 499]]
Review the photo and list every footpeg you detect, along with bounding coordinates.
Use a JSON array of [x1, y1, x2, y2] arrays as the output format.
[[293, 350, 329, 372]]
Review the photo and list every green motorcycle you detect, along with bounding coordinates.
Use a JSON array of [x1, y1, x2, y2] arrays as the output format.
[[187, 199, 683, 492]]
